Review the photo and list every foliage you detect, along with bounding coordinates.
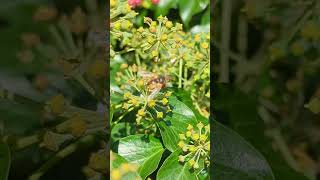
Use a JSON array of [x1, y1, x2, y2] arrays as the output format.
[[110, 0, 210, 179]]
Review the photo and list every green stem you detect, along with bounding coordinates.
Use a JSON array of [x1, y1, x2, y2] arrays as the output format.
[[179, 58, 183, 88]]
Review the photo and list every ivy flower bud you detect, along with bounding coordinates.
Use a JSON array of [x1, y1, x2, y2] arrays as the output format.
[[165, 91, 172, 97], [179, 155, 185, 162], [187, 124, 193, 130], [138, 109, 145, 116], [124, 92, 132, 99], [148, 100, 156, 108], [165, 21, 173, 28], [200, 134, 207, 142], [195, 34, 201, 42], [178, 141, 185, 148], [201, 42, 209, 49], [151, 50, 158, 57], [179, 134, 186, 140], [161, 34, 168, 41], [188, 159, 195, 166], [189, 145, 196, 152], [151, 21, 157, 27], [110, 0, 116, 8], [114, 22, 121, 30], [121, 63, 128, 69], [162, 98, 168, 105], [156, 111, 163, 118], [186, 131, 192, 137], [197, 122, 204, 129], [192, 134, 199, 141]]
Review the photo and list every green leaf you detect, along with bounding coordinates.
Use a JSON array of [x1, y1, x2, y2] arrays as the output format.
[[155, 0, 177, 17], [111, 152, 129, 169], [178, 0, 207, 26], [157, 96, 198, 152], [0, 143, 11, 180], [118, 135, 164, 179], [157, 150, 197, 180], [213, 120, 275, 180]]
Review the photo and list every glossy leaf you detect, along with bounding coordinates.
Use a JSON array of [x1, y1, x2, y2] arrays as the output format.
[[213, 120, 275, 180], [0, 143, 10, 180], [157, 150, 197, 180], [178, 0, 208, 26], [157, 96, 198, 152], [214, 84, 308, 179], [118, 135, 164, 179]]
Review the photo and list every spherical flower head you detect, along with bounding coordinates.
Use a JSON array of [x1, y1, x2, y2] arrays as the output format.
[[156, 111, 164, 118]]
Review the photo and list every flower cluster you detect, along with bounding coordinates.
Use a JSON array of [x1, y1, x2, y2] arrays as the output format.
[[111, 0, 210, 117], [114, 64, 172, 126], [178, 122, 210, 169]]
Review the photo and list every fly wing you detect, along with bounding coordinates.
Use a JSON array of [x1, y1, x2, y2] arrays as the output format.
[[137, 70, 157, 79], [147, 86, 161, 100]]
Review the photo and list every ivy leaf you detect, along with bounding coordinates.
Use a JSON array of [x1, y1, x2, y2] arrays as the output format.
[[111, 152, 129, 169], [214, 84, 308, 179], [156, 150, 197, 180], [157, 96, 198, 152], [0, 143, 10, 180], [213, 120, 275, 180], [118, 135, 164, 179], [178, 0, 207, 26], [155, 0, 177, 17]]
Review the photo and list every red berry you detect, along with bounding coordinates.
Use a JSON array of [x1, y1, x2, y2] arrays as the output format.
[[128, 0, 142, 8]]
